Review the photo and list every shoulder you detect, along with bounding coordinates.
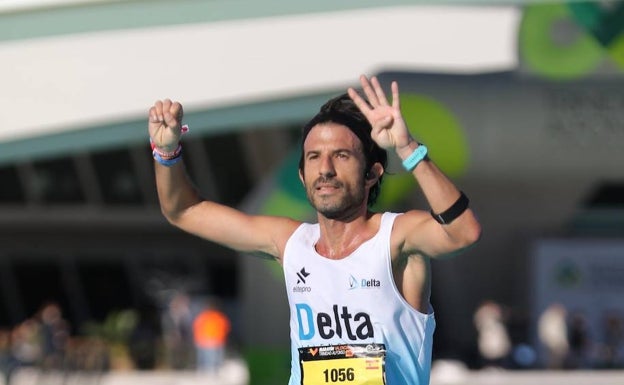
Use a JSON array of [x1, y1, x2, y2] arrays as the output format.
[[389, 209, 431, 251], [266, 215, 303, 239], [266, 216, 306, 261], [390, 210, 430, 231], [398, 209, 430, 220]]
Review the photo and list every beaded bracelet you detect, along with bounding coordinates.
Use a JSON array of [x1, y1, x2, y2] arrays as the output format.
[[151, 141, 182, 159], [150, 124, 189, 166]]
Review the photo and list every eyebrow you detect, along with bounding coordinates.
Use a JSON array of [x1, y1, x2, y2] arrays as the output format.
[[305, 148, 355, 156]]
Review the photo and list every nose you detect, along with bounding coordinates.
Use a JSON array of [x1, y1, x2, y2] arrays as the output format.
[[319, 155, 336, 178]]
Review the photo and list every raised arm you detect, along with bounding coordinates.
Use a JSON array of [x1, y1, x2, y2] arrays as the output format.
[[148, 99, 298, 259], [347, 76, 481, 258]]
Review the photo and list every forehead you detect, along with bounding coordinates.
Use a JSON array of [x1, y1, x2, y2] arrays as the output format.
[[303, 122, 362, 151]]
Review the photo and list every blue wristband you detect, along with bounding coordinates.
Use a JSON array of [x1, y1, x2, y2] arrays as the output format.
[[153, 151, 182, 167], [402, 144, 428, 171]]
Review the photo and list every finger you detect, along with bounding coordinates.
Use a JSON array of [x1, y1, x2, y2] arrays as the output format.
[[371, 124, 386, 140], [391, 81, 400, 109], [380, 115, 393, 128], [347, 87, 372, 115], [372, 115, 393, 132], [162, 99, 172, 115], [160, 99, 175, 126], [359, 74, 380, 106], [163, 113, 178, 129], [370, 76, 389, 106], [170, 101, 183, 122], [148, 106, 160, 123], [151, 100, 164, 121]]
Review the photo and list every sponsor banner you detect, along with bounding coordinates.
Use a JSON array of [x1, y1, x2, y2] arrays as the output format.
[[531, 238, 624, 365]]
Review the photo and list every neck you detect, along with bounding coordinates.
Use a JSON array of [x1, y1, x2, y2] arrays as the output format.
[[315, 211, 377, 260]]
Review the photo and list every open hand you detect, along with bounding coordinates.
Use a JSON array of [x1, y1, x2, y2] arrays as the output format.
[[347, 75, 413, 151]]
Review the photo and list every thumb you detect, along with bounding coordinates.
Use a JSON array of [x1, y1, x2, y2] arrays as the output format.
[[379, 115, 393, 128]]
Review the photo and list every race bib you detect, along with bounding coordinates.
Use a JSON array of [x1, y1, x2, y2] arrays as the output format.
[[298, 343, 386, 385]]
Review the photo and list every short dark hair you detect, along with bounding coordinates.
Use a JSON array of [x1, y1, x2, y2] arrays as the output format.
[[299, 93, 388, 207]]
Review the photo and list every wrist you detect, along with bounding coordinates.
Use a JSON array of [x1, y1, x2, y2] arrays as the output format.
[[153, 150, 182, 167], [149, 124, 189, 153], [150, 124, 189, 166], [152, 142, 182, 159], [401, 144, 428, 172], [150, 138, 179, 154], [395, 138, 418, 160]]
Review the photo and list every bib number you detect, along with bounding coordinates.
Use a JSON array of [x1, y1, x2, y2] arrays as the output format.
[[299, 343, 386, 385]]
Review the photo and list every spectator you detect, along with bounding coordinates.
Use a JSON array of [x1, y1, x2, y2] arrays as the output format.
[[0, 328, 19, 385], [161, 292, 194, 369], [567, 310, 590, 369], [10, 318, 42, 368], [538, 303, 569, 369], [38, 301, 70, 370], [473, 300, 512, 369], [192, 300, 231, 375]]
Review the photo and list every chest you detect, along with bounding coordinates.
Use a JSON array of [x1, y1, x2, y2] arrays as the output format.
[[285, 248, 394, 307]]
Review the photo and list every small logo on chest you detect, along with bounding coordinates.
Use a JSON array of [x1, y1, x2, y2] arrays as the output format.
[[297, 267, 310, 284], [293, 267, 312, 293], [349, 275, 381, 290]]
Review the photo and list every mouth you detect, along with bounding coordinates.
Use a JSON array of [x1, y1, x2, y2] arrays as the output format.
[[316, 185, 337, 192], [314, 182, 341, 194]]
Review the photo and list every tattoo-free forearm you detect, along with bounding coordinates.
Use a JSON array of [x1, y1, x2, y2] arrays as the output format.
[[154, 160, 203, 222], [398, 141, 481, 246]]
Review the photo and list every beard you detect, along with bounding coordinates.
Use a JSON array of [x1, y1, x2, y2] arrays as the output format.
[[306, 176, 367, 220]]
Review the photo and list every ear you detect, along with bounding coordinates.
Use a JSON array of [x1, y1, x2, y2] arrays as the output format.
[[298, 169, 305, 185], [365, 163, 384, 185]]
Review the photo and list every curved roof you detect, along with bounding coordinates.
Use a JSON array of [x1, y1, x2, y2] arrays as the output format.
[[0, 0, 519, 164]]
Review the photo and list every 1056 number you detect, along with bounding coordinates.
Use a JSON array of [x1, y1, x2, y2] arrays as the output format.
[[323, 368, 355, 382]]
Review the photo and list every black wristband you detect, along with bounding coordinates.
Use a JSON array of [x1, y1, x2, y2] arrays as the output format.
[[430, 191, 469, 225]]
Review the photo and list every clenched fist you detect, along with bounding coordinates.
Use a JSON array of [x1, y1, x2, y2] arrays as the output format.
[[148, 99, 184, 152]]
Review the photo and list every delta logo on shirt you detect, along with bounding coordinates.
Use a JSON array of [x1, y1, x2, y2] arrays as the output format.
[[349, 275, 381, 290], [295, 303, 374, 341]]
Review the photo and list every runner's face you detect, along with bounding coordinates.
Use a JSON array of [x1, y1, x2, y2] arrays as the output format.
[[301, 123, 367, 219]]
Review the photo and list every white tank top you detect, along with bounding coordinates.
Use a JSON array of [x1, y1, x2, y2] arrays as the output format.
[[283, 212, 435, 385]]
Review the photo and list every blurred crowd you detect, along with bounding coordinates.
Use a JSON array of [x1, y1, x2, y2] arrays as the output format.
[[473, 300, 624, 370], [0, 302, 76, 384], [0, 293, 233, 384], [2, 295, 623, 384]]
